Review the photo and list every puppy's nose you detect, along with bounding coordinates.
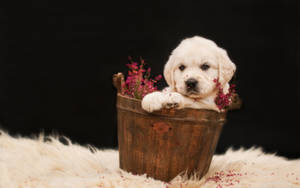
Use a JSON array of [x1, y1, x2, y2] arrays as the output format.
[[185, 78, 198, 89]]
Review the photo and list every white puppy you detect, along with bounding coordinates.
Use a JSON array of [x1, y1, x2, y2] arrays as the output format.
[[142, 36, 236, 112]]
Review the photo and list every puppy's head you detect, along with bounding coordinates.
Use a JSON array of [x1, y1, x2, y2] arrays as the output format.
[[164, 36, 236, 98]]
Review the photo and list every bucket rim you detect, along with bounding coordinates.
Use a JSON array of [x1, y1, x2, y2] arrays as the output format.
[[117, 93, 227, 113], [116, 93, 227, 122]]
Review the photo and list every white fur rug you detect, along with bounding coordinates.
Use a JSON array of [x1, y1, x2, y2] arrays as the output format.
[[0, 130, 299, 188]]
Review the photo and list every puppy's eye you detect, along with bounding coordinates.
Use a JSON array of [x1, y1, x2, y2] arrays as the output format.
[[179, 65, 186, 71], [200, 63, 210, 71]]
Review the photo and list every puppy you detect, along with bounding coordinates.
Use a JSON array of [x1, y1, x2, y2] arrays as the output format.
[[142, 36, 236, 112]]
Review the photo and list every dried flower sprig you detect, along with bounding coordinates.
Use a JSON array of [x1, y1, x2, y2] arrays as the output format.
[[214, 78, 236, 111], [121, 57, 162, 99]]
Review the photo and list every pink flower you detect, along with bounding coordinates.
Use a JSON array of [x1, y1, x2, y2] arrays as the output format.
[[155, 74, 162, 81], [121, 58, 161, 99], [214, 78, 236, 110], [126, 62, 138, 70]]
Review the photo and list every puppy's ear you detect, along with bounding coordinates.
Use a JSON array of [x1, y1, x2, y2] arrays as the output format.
[[217, 48, 236, 86], [164, 55, 176, 90]]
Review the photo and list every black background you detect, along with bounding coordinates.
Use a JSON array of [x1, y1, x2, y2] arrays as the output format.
[[1, 1, 299, 158]]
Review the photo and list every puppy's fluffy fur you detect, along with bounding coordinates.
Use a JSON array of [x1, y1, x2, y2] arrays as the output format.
[[142, 36, 236, 112]]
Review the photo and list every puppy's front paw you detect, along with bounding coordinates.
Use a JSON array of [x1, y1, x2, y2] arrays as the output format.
[[142, 92, 164, 112], [163, 92, 184, 109], [165, 102, 179, 109]]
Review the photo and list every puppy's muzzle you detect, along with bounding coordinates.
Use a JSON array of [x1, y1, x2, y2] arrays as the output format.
[[185, 78, 198, 92]]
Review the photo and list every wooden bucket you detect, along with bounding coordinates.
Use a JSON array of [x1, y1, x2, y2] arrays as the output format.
[[113, 73, 240, 182]]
